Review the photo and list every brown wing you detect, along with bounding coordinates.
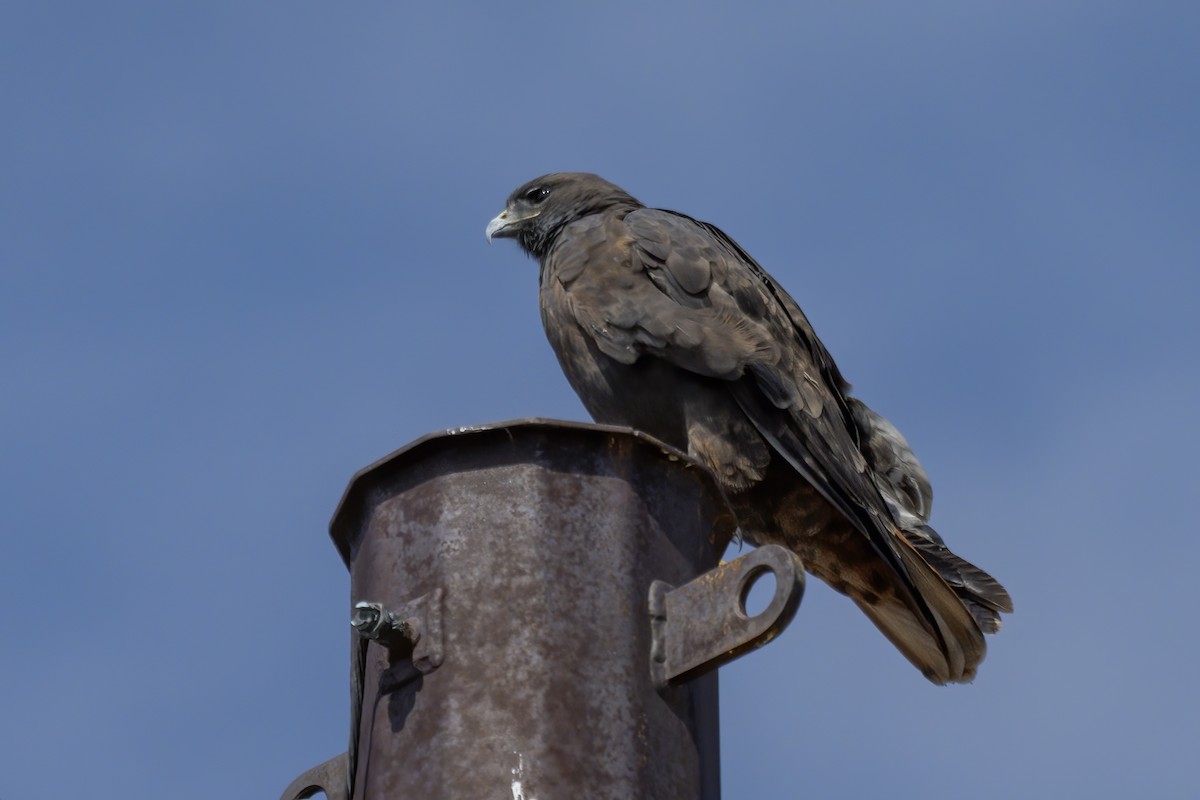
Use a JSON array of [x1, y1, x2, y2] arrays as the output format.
[[556, 206, 990, 682], [622, 210, 906, 559]]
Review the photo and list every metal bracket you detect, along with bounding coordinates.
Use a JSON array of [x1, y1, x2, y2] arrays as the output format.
[[650, 545, 804, 687], [278, 752, 347, 800], [351, 587, 444, 675]]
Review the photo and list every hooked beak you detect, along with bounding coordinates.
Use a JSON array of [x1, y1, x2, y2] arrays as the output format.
[[485, 208, 538, 242]]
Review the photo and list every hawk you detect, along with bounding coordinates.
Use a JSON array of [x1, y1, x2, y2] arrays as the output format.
[[486, 173, 1012, 683]]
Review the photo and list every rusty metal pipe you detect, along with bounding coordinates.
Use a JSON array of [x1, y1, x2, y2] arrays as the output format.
[[280, 419, 802, 800]]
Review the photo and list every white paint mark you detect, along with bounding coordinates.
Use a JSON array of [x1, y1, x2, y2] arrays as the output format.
[[511, 752, 536, 800]]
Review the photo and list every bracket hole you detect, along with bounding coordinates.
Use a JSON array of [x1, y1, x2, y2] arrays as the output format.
[[739, 566, 777, 618]]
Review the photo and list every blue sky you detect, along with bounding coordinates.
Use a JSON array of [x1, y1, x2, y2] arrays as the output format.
[[3, 2, 1198, 798]]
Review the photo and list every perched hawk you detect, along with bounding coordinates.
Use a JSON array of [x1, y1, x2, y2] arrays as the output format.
[[486, 173, 1011, 683]]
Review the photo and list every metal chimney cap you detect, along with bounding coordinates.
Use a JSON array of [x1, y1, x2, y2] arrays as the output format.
[[328, 418, 735, 566]]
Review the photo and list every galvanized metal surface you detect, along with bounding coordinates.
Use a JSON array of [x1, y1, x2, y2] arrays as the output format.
[[282, 419, 803, 800]]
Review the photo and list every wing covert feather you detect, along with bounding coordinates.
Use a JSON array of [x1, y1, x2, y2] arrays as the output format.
[[623, 211, 896, 541]]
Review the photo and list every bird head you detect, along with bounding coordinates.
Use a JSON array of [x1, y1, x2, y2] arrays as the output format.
[[486, 172, 641, 259]]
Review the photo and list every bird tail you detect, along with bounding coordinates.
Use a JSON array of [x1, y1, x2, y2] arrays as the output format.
[[901, 525, 1013, 633], [849, 529, 1011, 684]]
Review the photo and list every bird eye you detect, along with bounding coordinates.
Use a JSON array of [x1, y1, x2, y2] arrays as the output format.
[[523, 186, 551, 203]]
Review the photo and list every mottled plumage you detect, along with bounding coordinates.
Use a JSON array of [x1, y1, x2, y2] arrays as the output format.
[[486, 172, 1012, 683]]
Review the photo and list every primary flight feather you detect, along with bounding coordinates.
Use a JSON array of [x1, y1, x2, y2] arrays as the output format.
[[486, 172, 1012, 683]]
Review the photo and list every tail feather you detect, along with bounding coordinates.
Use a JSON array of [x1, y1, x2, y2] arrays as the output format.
[[729, 450, 1011, 684], [845, 396, 1013, 651], [789, 517, 997, 684], [846, 527, 1011, 682], [903, 525, 1013, 632], [851, 595, 959, 683], [963, 596, 1002, 635], [889, 537, 987, 683]]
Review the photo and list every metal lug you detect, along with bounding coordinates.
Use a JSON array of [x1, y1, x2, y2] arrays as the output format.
[[278, 752, 347, 800], [650, 545, 803, 687]]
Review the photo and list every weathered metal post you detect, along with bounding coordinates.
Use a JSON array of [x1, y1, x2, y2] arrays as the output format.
[[280, 419, 802, 800]]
